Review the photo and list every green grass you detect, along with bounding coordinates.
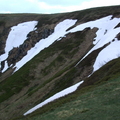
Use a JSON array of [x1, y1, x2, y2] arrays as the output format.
[[25, 29, 86, 97], [0, 25, 85, 103], [0, 21, 5, 26], [0, 62, 31, 102], [38, 67, 77, 103], [11, 57, 120, 120], [27, 64, 74, 97], [18, 72, 120, 120]]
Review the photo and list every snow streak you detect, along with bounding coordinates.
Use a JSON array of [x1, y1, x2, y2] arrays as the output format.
[[24, 81, 83, 116]]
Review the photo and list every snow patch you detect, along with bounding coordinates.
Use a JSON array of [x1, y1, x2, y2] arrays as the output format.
[[73, 15, 120, 68], [5, 21, 38, 52], [2, 61, 8, 72], [24, 81, 83, 116], [93, 38, 120, 71], [0, 21, 38, 72]]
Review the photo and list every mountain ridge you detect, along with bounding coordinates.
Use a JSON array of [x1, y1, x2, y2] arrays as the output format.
[[0, 5, 120, 120]]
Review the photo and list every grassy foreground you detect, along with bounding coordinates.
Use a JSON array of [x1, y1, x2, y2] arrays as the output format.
[[19, 75, 120, 120]]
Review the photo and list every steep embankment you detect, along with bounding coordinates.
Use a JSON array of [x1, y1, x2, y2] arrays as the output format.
[[0, 5, 120, 120]]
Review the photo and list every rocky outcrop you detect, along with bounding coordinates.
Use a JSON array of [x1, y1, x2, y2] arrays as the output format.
[[0, 26, 10, 55], [41, 29, 54, 39], [7, 28, 54, 66]]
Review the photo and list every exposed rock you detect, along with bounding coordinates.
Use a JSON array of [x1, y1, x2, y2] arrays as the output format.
[[0, 27, 10, 55], [114, 22, 120, 28], [116, 33, 120, 40], [6, 27, 54, 67], [0, 60, 5, 72], [41, 29, 54, 39]]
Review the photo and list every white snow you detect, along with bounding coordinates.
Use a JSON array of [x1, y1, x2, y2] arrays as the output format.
[[5, 21, 38, 52], [93, 38, 120, 71], [24, 80, 83, 116], [14, 19, 77, 72], [2, 61, 8, 72], [0, 21, 38, 72], [1, 15, 120, 73], [73, 15, 120, 68]]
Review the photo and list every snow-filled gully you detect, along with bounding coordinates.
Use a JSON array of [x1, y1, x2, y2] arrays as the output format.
[[0, 15, 120, 116]]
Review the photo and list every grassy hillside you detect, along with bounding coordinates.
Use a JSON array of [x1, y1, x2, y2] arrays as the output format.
[[15, 57, 120, 120], [0, 5, 120, 120], [21, 78, 120, 120]]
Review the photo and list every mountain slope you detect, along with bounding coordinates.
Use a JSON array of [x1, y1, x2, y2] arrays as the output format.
[[19, 59, 120, 120], [23, 14, 120, 116], [0, 5, 120, 120]]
